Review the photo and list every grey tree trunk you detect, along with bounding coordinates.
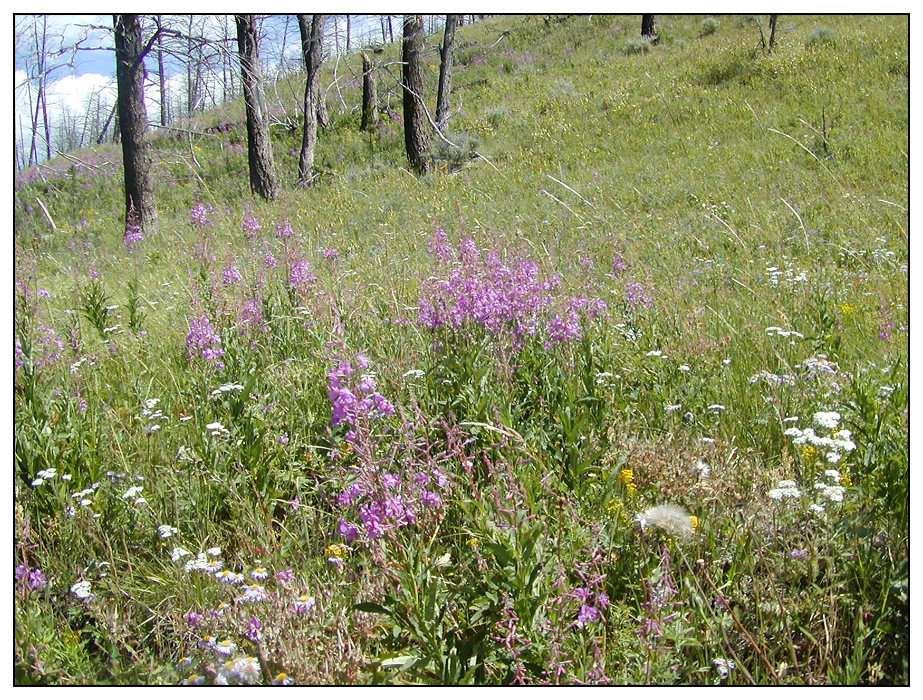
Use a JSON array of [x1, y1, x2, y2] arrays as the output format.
[[768, 15, 778, 51], [435, 14, 459, 130], [156, 15, 168, 126], [297, 14, 325, 186], [113, 14, 156, 233], [402, 15, 430, 174], [360, 51, 378, 132], [236, 14, 279, 201]]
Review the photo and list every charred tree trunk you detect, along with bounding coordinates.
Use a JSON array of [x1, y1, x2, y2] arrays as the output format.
[[768, 15, 778, 51], [402, 15, 430, 174], [360, 51, 378, 132], [435, 14, 459, 130], [113, 14, 156, 233], [297, 14, 325, 186], [236, 14, 279, 201], [641, 14, 659, 44]]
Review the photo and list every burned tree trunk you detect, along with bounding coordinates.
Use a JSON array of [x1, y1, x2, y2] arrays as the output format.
[[236, 14, 279, 201], [113, 14, 156, 233], [402, 15, 430, 174], [297, 14, 325, 186], [360, 51, 378, 132], [435, 14, 459, 130], [641, 14, 659, 44], [768, 15, 778, 51]]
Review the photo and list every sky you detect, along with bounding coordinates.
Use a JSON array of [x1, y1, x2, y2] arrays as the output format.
[[12, 14, 390, 167]]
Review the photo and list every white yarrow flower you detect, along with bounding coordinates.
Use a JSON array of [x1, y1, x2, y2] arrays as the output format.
[[70, 580, 93, 599], [158, 525, 178, 539]]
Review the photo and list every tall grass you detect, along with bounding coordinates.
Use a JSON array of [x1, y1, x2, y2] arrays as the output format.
[[13, 14, 907, 685]]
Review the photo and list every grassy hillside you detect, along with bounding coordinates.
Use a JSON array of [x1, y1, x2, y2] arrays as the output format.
[[14, 15, 908, 685]]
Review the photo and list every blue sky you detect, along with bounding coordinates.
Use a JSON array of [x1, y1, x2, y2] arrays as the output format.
[[13, 14, 392, 164]]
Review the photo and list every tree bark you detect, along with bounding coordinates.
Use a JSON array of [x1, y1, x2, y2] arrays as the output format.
[[402, 15, 430, 174], [435, 14, 459, 130], [236, 14, 279, 201], [156, 15, 168, 126], [641, 14, 659, 43], [317, 84, 329, 128], [297, 14, 325, 186], [113, 14, 156, 233], [768, 15, 778, 51], [360, 52, 378, 132]]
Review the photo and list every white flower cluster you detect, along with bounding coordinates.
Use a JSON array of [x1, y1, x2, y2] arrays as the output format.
[[206, 422, 230, 437], [749, 370, 797, 386], [765, 326, 805, 340], [210, 383, 245, 399], [767, 470, 846, 513], [783, 411, 856, 464], [180, 547, 223, 573], [767, 479, 802, 500], [140, 398, 166, 434]]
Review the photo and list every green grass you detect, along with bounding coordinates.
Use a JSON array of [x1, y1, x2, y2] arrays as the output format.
[[14, 14, 908, 685]]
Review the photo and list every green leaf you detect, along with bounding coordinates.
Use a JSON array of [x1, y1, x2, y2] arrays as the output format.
[[354, 602, 393, 616]]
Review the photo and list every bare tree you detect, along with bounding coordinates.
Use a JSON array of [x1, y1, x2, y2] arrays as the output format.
[[153, 15, 169, 126], [435, 14, 459, 130], [402, 15, 429, 174], [360, 51, 378, 132], [113, 14, 156, 232], [297, 14, 325, 186], [236, 15, 279, 200]]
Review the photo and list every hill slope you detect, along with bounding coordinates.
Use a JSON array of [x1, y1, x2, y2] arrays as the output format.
[[14, 15, 908, 685]]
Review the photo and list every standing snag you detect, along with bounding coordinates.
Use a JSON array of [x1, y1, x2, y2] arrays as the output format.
[[236, 14, 279, 201], [360, 51, 378, 132], [297, 14, 326, 186], [435, 14, 459, 130], [113, 14, 156, 234], [402, 14, 430, 175], [641, 14, 659, 44]]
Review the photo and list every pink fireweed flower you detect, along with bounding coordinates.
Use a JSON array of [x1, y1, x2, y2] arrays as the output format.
[[275, 220, 294, 239], [123, 223, 143, 250], [289, 258, 316, 293], [242, 215, 261, 234], [222, 265, 241, 285], [185, 316, 224, 369], [190, 202, 213, 227]]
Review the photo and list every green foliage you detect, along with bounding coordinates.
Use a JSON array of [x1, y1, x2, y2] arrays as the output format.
[[13, 13, 907, 686]]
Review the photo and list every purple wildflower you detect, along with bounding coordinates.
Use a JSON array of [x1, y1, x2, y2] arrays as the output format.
[[289, 258, 316, 293], [123, 223, 144, 250], [190, 202, 213, 227], [275, 221, 294, 239], [242, 215, 261, 235], [185, 316, 224, 369], [624, 281, 653, 309], [222, 265, 241, 285]]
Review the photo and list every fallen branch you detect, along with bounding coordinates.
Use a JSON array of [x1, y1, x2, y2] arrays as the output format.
[[35, 196, 56, 231]]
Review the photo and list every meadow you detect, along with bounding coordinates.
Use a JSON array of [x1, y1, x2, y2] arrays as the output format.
[[13, 14, 908, 685]]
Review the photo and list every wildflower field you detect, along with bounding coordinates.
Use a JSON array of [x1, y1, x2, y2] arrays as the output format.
[[12, 15, 908, 685]]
